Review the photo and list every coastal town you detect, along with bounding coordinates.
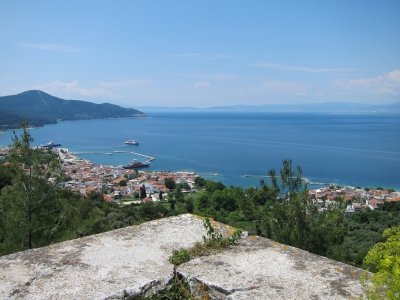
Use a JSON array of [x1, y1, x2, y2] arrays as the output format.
[[1, 145, 400, 216], [0, 146, 198, 204], [57, 147, 198, 204]]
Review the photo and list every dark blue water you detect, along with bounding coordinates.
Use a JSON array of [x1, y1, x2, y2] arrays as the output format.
[[1, 112, 399, 190]]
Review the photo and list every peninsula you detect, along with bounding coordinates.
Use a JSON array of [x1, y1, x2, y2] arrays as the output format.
[[0, 90, 148, 130]]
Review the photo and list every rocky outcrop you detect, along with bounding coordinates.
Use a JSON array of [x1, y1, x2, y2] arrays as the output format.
[[0, 214, 365, 299], [178, 236, 365, 299]]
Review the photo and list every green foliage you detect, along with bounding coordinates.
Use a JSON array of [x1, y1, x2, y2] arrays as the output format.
[[197, 191, 211, 209], [0, 165, 12, 194], [169, 248, 190, 265], [196, 186, 239, 215], [0, 111, 51, 130], [39, 150, 59, 165], [185, 197, 194, 213], [138, 202, 166, 221], [205, 180, 226, 193], [169, 199, 176, 210], [0, 122, 64, 252], [201, 218, 242, 250], [237, 159, 347, 259], [179, 182, 190, 190], [361, 226, 400, 300], [140, 184, 146, 199], [165, 178, 176, 190], [174, 185, 185, 203], [194, 177, 205, 187], [342, 203, 400, 267], [63, 175, 72, 182]]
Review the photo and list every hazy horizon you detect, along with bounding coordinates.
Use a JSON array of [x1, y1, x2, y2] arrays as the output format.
[[1, 1, 399, 107]]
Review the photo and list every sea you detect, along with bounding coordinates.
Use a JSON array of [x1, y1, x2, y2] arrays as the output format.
[[1, 112, 399, 191]]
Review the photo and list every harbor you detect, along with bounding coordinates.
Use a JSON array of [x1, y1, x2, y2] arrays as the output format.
[[69, 150, 155, 161]]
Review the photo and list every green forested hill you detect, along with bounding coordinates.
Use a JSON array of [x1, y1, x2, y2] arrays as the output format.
[[0, 111, 54, 130], [0, 90, 147, 129]]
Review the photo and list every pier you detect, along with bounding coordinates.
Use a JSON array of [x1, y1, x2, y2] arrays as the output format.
[[112, 150, 155, 161], [68, 150, 155, 161], [70, 152, 113, 155], [244, 175, 332, 186], [199, 173, 219, 177], [244, 174, 272, 178]]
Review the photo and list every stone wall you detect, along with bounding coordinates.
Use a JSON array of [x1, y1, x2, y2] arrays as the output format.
[[0, 214, 365, 299]]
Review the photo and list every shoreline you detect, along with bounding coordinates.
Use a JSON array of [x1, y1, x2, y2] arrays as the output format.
[[0, 145, 398, 192], [58, 148, 400, 192], [0, 115, 150, 132], [0, 113, 399, 191]]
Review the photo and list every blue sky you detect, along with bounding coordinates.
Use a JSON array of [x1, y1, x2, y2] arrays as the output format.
[[1, 1, 399, 107]]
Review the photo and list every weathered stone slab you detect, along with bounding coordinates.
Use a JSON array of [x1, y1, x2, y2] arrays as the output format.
[[0, 214, 208, 300], [178, 236, 366, 300], [0, 214, 366, 299]]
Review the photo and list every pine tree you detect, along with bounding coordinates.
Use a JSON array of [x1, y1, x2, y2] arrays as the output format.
[[237, 159, 346, 258], [0, 122, 64, 254]]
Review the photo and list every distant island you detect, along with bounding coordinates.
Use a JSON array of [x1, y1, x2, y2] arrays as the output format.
[[0, 90, 148, 130]]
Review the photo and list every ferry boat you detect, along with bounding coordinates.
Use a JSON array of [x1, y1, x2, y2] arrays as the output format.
[[40, 141, 62, 148], [125, 140, 139, 145], [122, 159, 150, 169]]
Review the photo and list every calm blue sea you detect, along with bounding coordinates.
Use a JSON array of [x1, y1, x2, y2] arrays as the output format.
[[1, 112, 399, 190]]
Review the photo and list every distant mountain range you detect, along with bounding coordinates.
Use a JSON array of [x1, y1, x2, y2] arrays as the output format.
[[137, 102, 400, 114], [0, 90, 147, 130], [2, 90, 398, 130]]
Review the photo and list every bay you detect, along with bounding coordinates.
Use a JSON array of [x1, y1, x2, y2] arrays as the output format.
[[1, 112, 399, 190]]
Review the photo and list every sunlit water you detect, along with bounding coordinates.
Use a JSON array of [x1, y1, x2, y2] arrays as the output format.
[[1, 112, 399, 190]]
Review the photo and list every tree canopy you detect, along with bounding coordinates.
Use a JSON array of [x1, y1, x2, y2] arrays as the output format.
[[237, 159, 347, 259], [0, 122, 64, 251], [164, 178, 176, 190], [362, 226, 400, 300]]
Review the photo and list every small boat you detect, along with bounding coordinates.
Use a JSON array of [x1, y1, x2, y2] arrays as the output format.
[[125, 140, 139, 145], [40, 141, 62, 148], [122, 159, 150, 169]]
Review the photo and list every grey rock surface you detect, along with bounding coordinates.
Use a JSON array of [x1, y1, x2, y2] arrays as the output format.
[[178, 236, 366, 300], [0, 214, 207, 299], [0, 214, 366, 299]]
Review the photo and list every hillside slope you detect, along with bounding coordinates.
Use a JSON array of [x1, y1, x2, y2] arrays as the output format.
[[0, 90, 147, 129]]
